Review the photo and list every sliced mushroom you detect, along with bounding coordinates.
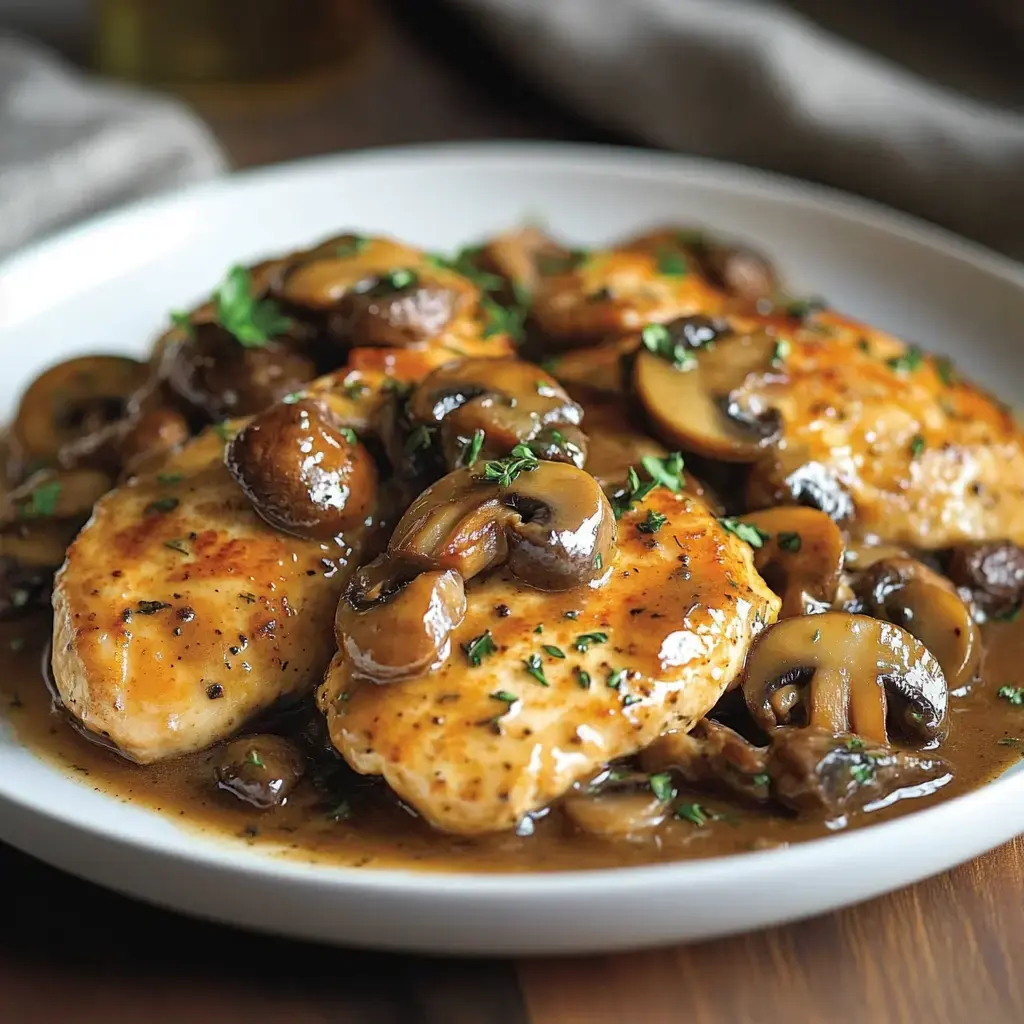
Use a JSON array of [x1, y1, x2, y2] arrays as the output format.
[[473, 225, 569, 304], [738, 507, 845, 617], [854, 557, 981, 689], [214, 734, 306, 810], [1, 467, 113, 527], [747, 448, 855, 523], [633, 322, 782, 461], [640, 718, 771, 804], [389, 461, 616, 591], [407, 357, 587, 469], [336, 559, 467, 684], [273, 235, 479, 347], [767, 726, 951, 818], [562, 776, 669, 839], [11, 355, 150, 471], [160, 322, 317, 421], [946, 541, 1024, 617], [743, 612, 948, 746], [225, 396, 378, 540]]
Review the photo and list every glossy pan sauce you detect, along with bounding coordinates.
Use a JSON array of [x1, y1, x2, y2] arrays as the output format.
[[1, 613, 1021, 872]]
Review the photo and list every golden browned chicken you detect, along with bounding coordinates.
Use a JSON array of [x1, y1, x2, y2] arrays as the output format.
[[318, 483, 779, 835]]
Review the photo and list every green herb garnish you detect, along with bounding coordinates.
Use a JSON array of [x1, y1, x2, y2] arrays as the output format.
[[998, 685, 1024, 706], [642, 452, 685, 492], [850, 760, 875, 786], [718, 517, 769, 549], [339, 427, 358, 444], [675, 803, 718, 826], [886, 346, 924, 374], [909, 434, 926, 458], [462, 630, 498, 667], [214, 265, 293, 347], [480, 443, 539, 487], [655, 247, 688, 278], [772, 339, 791, 367], [778, 531, 801, 552], [18, 480, 61, 519], [607, 668, 627, 690], [573, 632, 608, 653], [523, 653, 549, 686], [641, 323, 697, 371], [576, 668, 592, 689], [649, 772, 676, 801], [246, 749, 264, 768], [459, 429, 486, 468], [403, 424, 433, 454], [637, 508, 668, 534], [481, 297, 525, 342], [145, 497, 179, 515], [156, 472, 183, 486], [543, 645, 566, 659], [335, 235, 368, 258]]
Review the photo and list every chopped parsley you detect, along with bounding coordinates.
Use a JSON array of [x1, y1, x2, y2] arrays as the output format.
[[594, 553, 603, 570], [782, 297, 826, 321], [213, 422, 235, 442], [335, 235, 368, 258], [238, 591, 257, 603], [778, 531, 802, 553], [462, 630, 498, 667], [145, 497, 179, 515], [214, 265, 293, 347], [480, 443, 539, 487], [655, 247, 688, 278], [339, 427, 358, 444], [752, 772, 771, 789], [368, 268, 417, 293], [403, 424, 433, 455], [533, 625, 543, 634], [935, 356, 958, 387], [573, 632, 608, 653], [675, 802, 719, 826], [170, 310, 192, 333], [18, 479, 61, 519], [491, 690, 518, 705], [909, 434, 926, 458], [343, 379, 369, 399], [576, 668, 592, 689], [641, 322, 697, 371], [994, 603, 1022, 623], [156, 472, 183, 486], [460, 429, 486, 468], [771, 338, 791, 367], [523, 653, 549, 686], [543, 645, 566, 659], [886, 346, 924, 374], [637, 508, 668, 534], [282, 391, 303, 405], [643, 453, 685, 491], [718, 517, 769, 549], [850, 760, 875, 786], [845, 737, 866, 751], [998, 685, 1024, 706], [610, 453, 684, 520], [481, 297, 526, 342], [246, 749, 264, 768], [606, 668, 627, 690], [649, 772, 676, 801], [857, 338, 871, 353]]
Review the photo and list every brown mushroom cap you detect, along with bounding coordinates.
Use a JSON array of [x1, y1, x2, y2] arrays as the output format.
[[946, 541, 1024, 616], [854, 557, 981, 689], [407, 357, 587, 469], [633, 324, 782, 462], [336, 557, 467, 684], [743, 612, 948, 746], [160, 322, 317, 421], [389, 461, 616, 592], [12, 355, 150, 470], [214, 734, 306, 810], [739, 507, 845, 617], [225, 396, 378, 541]]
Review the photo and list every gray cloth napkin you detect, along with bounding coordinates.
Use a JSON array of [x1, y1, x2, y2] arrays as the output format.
[[453, 0, 1024, 259], [0, 33, 225, 260]]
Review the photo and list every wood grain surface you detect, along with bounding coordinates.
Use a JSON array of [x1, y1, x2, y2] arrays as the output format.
[[3, 4, 1022, 1021]]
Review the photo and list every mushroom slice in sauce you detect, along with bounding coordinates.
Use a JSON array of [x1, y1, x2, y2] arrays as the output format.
[[853, 557, 981, 690], [633, 322, 782, 462], [11, 355, 151, 472], [767, 727, 951, 819], [742, 612, 948, 746], [946, 541, 1024, 617], [214, 734, 306, 810], [563, 768, 670, 839], [407, 357, 587, 469], [389, 461, 617, 592], [738, 507, 845, 617]]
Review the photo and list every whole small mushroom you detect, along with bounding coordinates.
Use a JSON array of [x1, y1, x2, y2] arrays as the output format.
[[214, 734, 306, 809]]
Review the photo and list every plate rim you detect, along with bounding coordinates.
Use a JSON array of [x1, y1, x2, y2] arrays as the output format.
[[1, 139, 1022, 903]]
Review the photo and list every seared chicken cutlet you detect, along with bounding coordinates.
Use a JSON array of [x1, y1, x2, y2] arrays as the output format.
[[318, 485, 779, 834], [51, 425, 368, 763]]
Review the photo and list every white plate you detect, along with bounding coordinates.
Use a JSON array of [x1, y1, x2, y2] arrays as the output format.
[[1, 143, 1023, 956]]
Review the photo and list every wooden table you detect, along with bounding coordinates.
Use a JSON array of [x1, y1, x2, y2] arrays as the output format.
[[5, 5, 1022, 1021]]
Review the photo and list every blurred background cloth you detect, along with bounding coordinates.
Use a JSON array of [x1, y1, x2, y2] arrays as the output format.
[[0, 0, 1022, 261], [451, 0, 1024, 258], [0, 31, 224, 259]]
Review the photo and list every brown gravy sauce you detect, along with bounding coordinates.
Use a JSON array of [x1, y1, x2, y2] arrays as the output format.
[[3, 615, 1023, 873]]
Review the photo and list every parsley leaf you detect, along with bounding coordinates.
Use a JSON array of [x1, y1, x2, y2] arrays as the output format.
[[778, 531, 801, 552], [335, 235, 368, 258], [480, 443, 539, 487], [214, 265, 293, 347], [481, 297, 525, 342], [998, 685, 1024, 706], [910, 434, 926, 458], [459, 429, 486, 468], [649, 772, 676, 801], [18, 479, 61, 519], [576, 668, 592, 689], [542, 645, 566, 659], [642, 453, 684, 492], [573, 632, 608, 653], [523, 653, 549, 686], [462, 630, 498, 667], [675, 802, 720, 826], [641, 323, 697, 371], [886, 345, 924, 374], [637, 508, 668, 534], [719, 517, 769, 549], [655, 247, 688, 278]]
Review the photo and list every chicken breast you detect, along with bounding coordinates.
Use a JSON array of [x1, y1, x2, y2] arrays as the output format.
[[318, 486, 780, 834], [50, 425, 368, 763], [740, 309, 1024, 549]]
